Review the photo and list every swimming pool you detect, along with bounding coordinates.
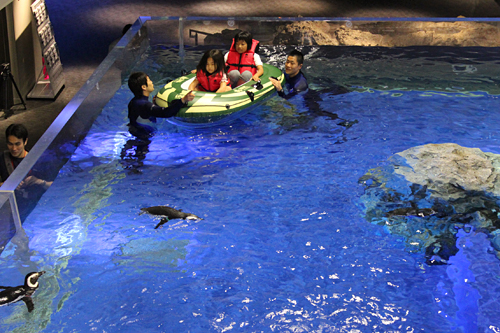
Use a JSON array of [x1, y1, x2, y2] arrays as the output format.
[[2, 44, 500, 332]]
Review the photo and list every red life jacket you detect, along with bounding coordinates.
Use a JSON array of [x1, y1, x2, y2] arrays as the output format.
[[196, 71, 224, 92], [226, 39, 259, 75]]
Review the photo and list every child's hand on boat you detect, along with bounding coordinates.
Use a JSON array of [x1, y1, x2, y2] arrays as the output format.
[[182, 91, 195, 104]]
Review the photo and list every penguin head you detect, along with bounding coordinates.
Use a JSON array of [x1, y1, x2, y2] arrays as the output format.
[[186, 214, 202, 220], [25, 271, 45, 288]]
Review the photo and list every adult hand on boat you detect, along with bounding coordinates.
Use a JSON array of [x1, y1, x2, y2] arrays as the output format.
[[181, 91, 195, 104], [269, 77, 283, 92]]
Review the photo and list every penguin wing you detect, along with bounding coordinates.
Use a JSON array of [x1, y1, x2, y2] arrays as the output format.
[[22, 297, 34, 312]]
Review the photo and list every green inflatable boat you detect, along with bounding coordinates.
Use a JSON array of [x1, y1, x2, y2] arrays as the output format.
[[155, 63, 285, 126]]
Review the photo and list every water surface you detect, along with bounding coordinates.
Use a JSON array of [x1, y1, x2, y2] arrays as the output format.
[[1, 46, 500, 332]]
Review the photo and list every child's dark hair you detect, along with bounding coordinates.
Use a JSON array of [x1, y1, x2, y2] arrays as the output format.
[[289, 50, 304, 65], [128, 72, 149, 97], [234, 31, 254, 51], [6, 124, 28, 142], [197, 49, 226, 75]]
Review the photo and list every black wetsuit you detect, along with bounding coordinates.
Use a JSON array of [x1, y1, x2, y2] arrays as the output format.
[[127, 95, 185, 125], [0, 151, 24, 183], [277, 71, 309, 99]]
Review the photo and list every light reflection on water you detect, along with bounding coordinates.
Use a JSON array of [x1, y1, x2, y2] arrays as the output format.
[[1, 46, 500, 332]]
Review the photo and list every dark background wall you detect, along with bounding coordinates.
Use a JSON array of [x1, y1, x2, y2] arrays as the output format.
[[43, 0, 500, 68], [0, 8, 12, 110]]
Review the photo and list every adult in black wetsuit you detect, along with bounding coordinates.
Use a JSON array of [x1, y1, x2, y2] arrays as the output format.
[[123, 73, 194, 174], [269, 50, 308, 99], [269, 50, 356, 131], [127, 72, 195, 126]]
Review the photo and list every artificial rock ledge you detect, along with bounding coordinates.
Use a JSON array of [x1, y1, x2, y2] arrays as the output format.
[[272, 21, 500, 47], [359, 143, 500, 264]]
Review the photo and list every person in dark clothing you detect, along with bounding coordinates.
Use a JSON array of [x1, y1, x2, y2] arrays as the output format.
[[269, 50, 356, 132], [0, 124, 51, 189], [0, 124, 54, 223], [119, 123, 153, 175], [127, 72, 194, 126], [269, 50, 309, 99], [0, 124, 29, 184]]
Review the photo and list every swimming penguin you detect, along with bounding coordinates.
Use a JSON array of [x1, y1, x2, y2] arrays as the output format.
[[140, 206, 202, 229], [0, 271, 45, 312]]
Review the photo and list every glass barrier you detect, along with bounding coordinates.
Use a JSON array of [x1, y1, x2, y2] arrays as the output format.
[[0, 16, 150, 252], [0, 191, 19, 252], [1, 16, 500, 252]]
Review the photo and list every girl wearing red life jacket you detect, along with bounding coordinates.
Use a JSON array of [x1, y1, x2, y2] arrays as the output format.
[[189, 49, 231, 93], [225, 31, 264, 88]]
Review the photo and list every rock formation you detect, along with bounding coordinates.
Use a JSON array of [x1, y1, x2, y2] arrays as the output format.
[[272, 20, 500, 47], [359, 143, 500, 264], [197, 20, 500, 47]]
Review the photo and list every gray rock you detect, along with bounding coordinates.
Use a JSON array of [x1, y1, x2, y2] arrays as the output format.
[[359, 143, 500, 263], [272, 21, 500, 47], [393, 143, 500, 201]]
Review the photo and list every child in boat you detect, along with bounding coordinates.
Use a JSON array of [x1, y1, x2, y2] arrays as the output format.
[[225, 31, 264, 87], [189, 49, 232, 93]]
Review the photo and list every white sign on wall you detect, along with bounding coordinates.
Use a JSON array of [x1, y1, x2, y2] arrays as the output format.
[[28, 0, 64, 99]]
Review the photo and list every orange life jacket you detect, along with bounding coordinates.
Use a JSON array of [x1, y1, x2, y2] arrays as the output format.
[[196, 71, 224, 92], [226, 39, 260, 75]]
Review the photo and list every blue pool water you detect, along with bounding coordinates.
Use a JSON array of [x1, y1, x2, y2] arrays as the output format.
[[2, 46, 500, 332]]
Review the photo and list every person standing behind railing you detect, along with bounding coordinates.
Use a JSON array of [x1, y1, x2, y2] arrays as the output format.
[[0, 124, 51, 189]]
